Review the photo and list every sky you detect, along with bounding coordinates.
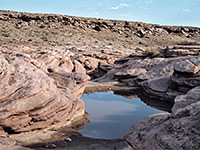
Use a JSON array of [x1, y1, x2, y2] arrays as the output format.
[[0, 0, 199, 27]]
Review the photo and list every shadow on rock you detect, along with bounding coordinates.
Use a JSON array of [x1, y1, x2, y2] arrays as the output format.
[[114, 88, 174, 112]]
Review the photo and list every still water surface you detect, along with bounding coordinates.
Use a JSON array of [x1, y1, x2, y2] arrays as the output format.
[[79, 91, 166, 139]]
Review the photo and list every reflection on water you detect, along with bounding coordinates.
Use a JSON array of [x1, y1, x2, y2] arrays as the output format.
[[79, 91, 166, 139]]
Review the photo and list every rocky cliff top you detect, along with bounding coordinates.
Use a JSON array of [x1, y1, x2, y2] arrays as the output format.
[[0, 10, 200, 51]]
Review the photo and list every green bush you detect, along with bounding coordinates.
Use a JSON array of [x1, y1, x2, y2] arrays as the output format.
[[142, 50, 160, 58]]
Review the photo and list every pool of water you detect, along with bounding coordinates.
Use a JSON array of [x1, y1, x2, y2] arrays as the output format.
[[79, 91, 166, 139]]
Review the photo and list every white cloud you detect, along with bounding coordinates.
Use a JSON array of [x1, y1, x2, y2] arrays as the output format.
[[120, 4, 130, 7], [109, 3, 130, 10], [110, 6, 119, 10], [182, 8, 191, 12]]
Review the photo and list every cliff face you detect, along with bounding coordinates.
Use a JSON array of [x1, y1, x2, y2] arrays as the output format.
[[0, 10, 200, 51]]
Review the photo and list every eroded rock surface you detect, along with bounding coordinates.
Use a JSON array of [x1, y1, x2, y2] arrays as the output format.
[[92, 53, 200, 150], [96, 56, 200, 102], [125, 87, 200, 150], [0, 49, 90, 133]]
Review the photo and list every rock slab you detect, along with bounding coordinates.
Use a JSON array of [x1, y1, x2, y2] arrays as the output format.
[[0, 49, 90, 133], [125, 87, 200, 150]]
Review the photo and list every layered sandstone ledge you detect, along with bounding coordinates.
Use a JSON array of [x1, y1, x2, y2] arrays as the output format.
[[0, 47, 90, 135], [89, 49, 200, 149], [0, 44, 199, 150], [125, 87, 200, 150]]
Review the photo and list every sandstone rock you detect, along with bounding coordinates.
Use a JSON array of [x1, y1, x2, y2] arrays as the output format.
[[32, 50, 74, 73], [73, 60, 86, 73], [141, 77, 180, 101], [146, 77, 169, 93], [173, 45, 200, 50], [114, 69, 146, 79], [0, 50, 89, 133], [0, 126, 7, 136], [0, 145, 33, 150], [170, 58, 200, 92], [172, 86, 200, 112], [164, 45, 200, 57], [171, 71, 200, 90], [128, 57, 199, 100], [155, 27, 169, 35], [84, 57, 99, 70], [95, 56, 199, 103], [48, 72, 90, 98], [174, 59, 200, 74], [125, 87, 200, 150]]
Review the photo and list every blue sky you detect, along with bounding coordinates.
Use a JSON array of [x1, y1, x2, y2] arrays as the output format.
[[0, 0, 199, 27]]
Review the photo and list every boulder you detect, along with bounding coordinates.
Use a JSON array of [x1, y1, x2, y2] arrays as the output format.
[[171, 58, 200, 92], [172, 86, 200, 112], [145, 77, 169, 93], [48, 72, 90, 98], [125, 87, 200, 150], [73, 60, 86, 73], [0, 126, 7, 136], [174, 59, 200, 74], [0, 50, 89, 133], [95, 56, 199, 102], [133, 57, 199, 101], [32, 50, 74, 73], [114, 69, 146, 79]]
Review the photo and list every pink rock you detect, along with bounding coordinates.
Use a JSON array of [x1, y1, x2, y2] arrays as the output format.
[[0, 50, 89, 133]]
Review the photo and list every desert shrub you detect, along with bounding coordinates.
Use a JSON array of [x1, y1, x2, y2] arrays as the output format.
[[142, 50, 160, 58]]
